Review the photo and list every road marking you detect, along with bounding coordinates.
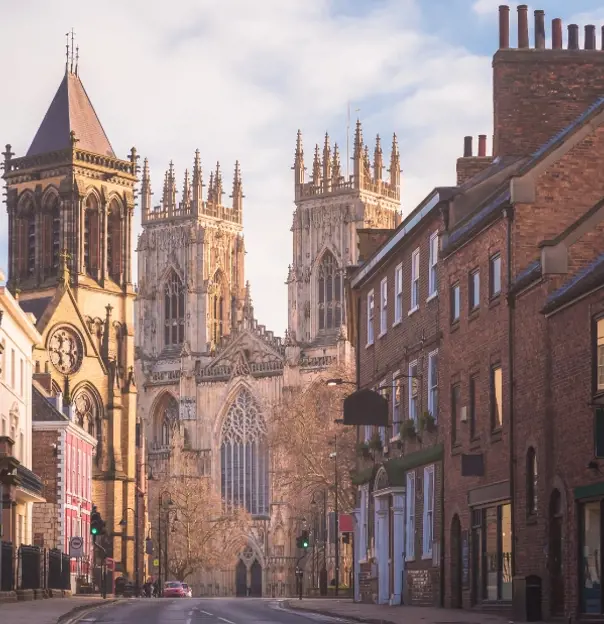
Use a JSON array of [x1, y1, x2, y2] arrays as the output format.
[[218, 618, 236, 624], [186, 619, 191, 624], [201, 610, 214, 616]]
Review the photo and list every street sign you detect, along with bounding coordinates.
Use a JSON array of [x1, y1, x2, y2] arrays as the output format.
[[106, 557, 115, 572], [153, 558, 159, 568], [70, 536, 83, 558]]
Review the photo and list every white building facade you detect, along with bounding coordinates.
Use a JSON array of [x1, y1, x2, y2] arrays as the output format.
[[0, 278, 45, 547]]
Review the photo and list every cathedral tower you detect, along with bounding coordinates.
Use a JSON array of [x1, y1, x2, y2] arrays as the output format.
[[2, 52, 139, 577], [287, 123, 401, 348]]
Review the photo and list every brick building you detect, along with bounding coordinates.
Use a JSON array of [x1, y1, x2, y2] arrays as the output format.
[[439, 4, 604, 620], [347, 187, 451, 606], [31, 375, 97, 590]]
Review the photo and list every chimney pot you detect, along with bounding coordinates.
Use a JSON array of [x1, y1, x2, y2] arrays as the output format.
[[499, 5, 510, 49], [463, 136, 473, 158], [518, 5, 529, 48], [552, 18, 563, 49], [534, 10, 546, 49], [568, 24, 579, 50], [478, 135, 487, 158], [585, 25, 596, 50]]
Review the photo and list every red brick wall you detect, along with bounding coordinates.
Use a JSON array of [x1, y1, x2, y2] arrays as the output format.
[[440, 217, 511, 608], [493, 50, 604, 157], [32, 430, 60, 504], [456, 157, 493, 186]]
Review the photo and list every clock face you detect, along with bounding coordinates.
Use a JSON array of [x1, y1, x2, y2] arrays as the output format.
[[48, 327, 83, 375]]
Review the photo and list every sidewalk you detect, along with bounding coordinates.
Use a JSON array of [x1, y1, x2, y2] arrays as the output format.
[[0, 596, 118, 624], [285, 598, 517, 624]]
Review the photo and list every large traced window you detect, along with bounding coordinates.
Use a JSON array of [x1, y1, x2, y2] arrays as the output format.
[[74, 388, 102, 459], [15, 197, 36, 280], [317, 251, 343, 331], [220, 389, 269, 516], [153, 393, 179, 448], [107, 199, 123, 283], [209, 270, 226, 346], [41, 195, 60, 279], [164, 270, 185, 347]]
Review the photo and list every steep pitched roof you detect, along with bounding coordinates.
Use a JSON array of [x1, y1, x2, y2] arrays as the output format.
[[32, 384, 68, 422], [27, 71, 115, 157]]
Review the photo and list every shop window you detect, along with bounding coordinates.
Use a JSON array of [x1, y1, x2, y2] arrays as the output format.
[[581, 501, 602, 614], [471, 503, 512, 602]]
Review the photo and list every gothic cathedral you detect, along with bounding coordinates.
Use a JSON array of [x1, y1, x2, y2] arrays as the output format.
[[136, 123, 401, 596], [2, 62, 139, 577]]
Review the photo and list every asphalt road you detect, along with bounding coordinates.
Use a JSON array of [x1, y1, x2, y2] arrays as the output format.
[[81, 598, 351, 624]]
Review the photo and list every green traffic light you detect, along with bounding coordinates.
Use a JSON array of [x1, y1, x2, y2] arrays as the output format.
[[91, 527, 98, 535], [303, 541, 309, 548]]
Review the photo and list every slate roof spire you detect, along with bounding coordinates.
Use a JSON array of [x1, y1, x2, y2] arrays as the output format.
[[26, 41, 115, 158]]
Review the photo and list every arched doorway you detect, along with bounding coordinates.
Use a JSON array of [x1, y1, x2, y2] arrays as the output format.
[[235, 560, 247, 597], [549, 489, 564, 616], [450, 514, 463, 608], [250, 560, 262, 597]]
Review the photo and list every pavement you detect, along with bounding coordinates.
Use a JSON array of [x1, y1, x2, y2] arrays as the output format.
[[0, 596, 525, 624], [0, 596, 118, 624]]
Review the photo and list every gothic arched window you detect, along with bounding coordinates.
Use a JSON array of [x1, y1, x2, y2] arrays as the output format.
[[220, 389, 269, 516], [15, 197, 36, 280], [317, 251, 343, 331], [74, 388, 102, 460], [153, 393, 179, 448], [41, 194, 60, 279], [107, 199, 122, 283], [84, 195, 100, 277], [210, 271, 225, 346], [164, 271, 185, 347]]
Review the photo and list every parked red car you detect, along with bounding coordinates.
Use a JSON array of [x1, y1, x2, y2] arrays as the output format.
[[163, 581, 186, 598]]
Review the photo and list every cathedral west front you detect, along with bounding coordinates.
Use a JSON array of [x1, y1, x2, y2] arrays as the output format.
[[135, 124, 402, 596]]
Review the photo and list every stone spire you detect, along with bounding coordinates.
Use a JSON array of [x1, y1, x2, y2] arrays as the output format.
[[231, 160, 243, 213], [389, 133, 401, 194], [192, 149, 203, 214], [353, 119, 364, 189], [167, 161, 177, 214], [293, 129, 305, 194], [332, 143, 342, 185], [373, 134, 383, 182], [182, 169, 191, 207], [207, 171, 215, 204], [322, 132, 331, 192], [214, 162, 223, 205], [242, 280, 254, 328], [162, 170, 169, 208], [312, 144, 321, 186], [141, 158, 152, 219], [363, 144, 371, 180]]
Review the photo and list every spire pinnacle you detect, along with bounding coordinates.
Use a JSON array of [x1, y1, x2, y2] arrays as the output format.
[[354, 119, 363, 154], [208, 171, 215, 203], [192, 149, 203, 211], [182, 169, 191, 204], [322, 132, 331, 191], [65, 28, 77, 75], [374, 134, 383, 182], [332, 142, 342, 184], [231, 160, 244, 213], [215, 161, 223, 204], [293, 130, 306, 194], [295, 129, 304, 161], [312, 144, 321, 185]]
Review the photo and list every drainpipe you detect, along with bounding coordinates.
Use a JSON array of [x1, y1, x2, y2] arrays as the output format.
[[505, 205, 516, 580]]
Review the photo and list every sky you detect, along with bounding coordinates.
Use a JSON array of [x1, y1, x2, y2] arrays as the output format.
[[1, 0, 603, 336]]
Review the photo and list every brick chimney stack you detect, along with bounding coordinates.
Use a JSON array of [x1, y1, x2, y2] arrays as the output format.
[[493, 5, 604, 157]]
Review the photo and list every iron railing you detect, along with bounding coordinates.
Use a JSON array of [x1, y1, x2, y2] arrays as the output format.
[[0, 542, 71, 592]]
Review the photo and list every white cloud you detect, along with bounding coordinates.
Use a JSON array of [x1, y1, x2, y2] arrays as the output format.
[[473, 0, 519, 16], [0, 0, 492, 335]]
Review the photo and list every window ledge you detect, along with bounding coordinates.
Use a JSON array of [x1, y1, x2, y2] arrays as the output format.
[[469, 307, 480, 320], [421, 554, 433, 561], [491, 428, 503, 443], [451, 444, 462, 456], [489, 294, 501, 308], [426, 292, 438, 303], [390, 433, 401, 444], [408, 306, 419, 317], [450, 320, 460, 333], [378, 331, 387, 340], [365, 342, 374, 349], [392, 319, 402, 328], [405, 557, 415, 563]]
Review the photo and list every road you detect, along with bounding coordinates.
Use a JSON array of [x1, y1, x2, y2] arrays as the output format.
[[81, 598, 351, 624]]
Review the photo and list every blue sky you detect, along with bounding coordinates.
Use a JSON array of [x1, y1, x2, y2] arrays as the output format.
[[0, 0, 602, 336]]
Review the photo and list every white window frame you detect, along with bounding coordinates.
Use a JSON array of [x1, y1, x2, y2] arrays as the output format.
[[394, 263, 403, 325], [366, 289, 375, 346], [405, 471, 416, 561], [379, 278, 388, 337], [428, 350, 438, 420], [409, 248, 420, 313], [451, 283, 461, 323], [392, 370, 402, 438], [428, 231, 438, 299], [422, 465, 435, 559], [408, 360, 418, 422]]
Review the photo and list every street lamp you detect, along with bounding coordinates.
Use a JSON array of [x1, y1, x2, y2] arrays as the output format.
[[310, 489, 328, 595], [158, 490, 173, 593], [119, 506, 140, 595], [325, 378, 356, 387]]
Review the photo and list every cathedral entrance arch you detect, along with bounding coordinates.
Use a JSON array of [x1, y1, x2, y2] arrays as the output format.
[[235, 560, 247, 597], [250, 560, 262, 597]]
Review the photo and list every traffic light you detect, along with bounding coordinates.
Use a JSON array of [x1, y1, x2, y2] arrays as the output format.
[[296, 530, 310, 550], [90, 505, 106, 538]]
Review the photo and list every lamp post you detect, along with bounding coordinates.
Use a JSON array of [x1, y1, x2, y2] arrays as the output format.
[[157, 490, 173, 594], [310, 489, 328, 595], [119, 506, 139, 596]]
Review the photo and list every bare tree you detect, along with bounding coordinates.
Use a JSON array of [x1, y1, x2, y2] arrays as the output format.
[[156, 431, 251, 582], [269, 365, 357, 515]]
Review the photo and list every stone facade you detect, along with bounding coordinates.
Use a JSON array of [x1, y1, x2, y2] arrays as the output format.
[[136, 123, 400, 596], [0, 283, 44, 547], [2, 63, 140, 581]]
